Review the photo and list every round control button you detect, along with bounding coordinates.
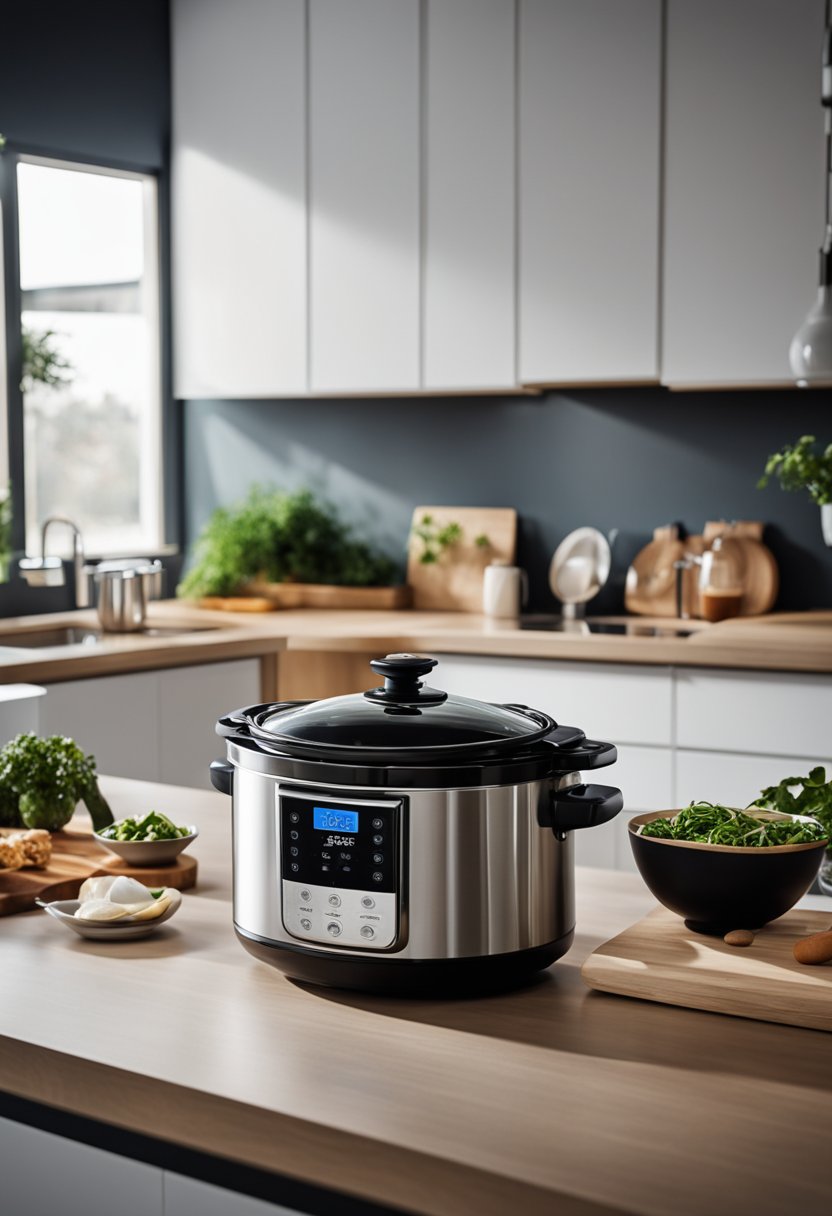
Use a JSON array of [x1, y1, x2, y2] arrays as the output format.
[[360, 925, 375, 940], [372, 871, 383, 884], [300, 889, 312, 901], [290, 846, 299, 857], [361, 896, 375, 909], [300, 917, 312, 931], [372, 834, 384, 846], [372, 852, 383, 865], [328, 894, 341, 907], [326, 921, 342, 937], [290, 862, 299, 873], [289, 812, 299, 823], [372, 817, 384, 830], [290, 830, 299, 840]]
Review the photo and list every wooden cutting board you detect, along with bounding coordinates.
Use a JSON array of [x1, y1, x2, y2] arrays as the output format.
[[407, 506, 517, 611], [0, 829, 197, 916], [582, 905, 832, 1032]]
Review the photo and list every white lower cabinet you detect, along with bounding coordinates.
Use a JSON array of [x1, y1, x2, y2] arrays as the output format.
[[0, 1117, 163, 1216], [675, 750, 831, 811], [41, 659, 261, 789], [164, 1172, 302, 1216]]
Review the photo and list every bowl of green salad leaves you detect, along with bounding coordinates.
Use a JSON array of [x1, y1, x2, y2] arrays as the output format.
[[94, 811, 197, 866], [628, 802, 827, 935]]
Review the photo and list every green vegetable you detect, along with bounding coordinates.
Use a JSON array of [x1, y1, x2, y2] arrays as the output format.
[[0, 733, 113, 832], [97, 811, 190, 842], [751, 767, 832, 841], [177, 487, 397, 598], [410, 515, 491, 565], [638, 801, 827, 847], [758, 434, 832, 506]]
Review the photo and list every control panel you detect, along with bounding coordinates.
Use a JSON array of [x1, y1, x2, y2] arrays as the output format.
[[278, 791, 401, 950]]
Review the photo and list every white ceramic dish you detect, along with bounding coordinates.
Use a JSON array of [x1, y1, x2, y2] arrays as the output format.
[[92, 826, 198, 867], [36, 895, 181, 940]]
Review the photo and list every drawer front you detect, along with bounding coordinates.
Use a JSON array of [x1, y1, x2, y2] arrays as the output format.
[[434, 655, 673, 746], [675, 749, 831, 811], [675, 670, 832, 758]]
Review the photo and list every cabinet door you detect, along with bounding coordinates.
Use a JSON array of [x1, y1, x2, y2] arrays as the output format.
[[424, 0, 516, 390], [164, 1172, 302, 1216], [675, 669, 832, 760], [309, 0, 420, 392], [675, 750, 831, 810], [41, 672, 159, 780], [662, 0, 825, 386], [0, 1117, 162, 1216], [158, 658, 261, 789], [519, 0, 661, 384], [172, 0, 307, 397]]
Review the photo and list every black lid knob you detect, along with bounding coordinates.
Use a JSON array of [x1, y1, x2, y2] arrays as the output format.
[[364, 654, 447, 706]]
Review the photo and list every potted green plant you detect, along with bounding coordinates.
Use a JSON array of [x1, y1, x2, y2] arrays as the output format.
[[758, 435, 832, 545]]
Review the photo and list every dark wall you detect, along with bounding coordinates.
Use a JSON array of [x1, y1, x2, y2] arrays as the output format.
[[0, 0, 169, 168], [183, 388, 832, 614], [0, 0, 172, 617]]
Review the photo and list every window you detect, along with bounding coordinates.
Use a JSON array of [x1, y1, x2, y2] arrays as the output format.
[[16, 156, 163, 556]]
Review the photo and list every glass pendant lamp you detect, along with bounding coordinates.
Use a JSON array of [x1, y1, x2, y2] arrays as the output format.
[[791, 1, 832, 385]]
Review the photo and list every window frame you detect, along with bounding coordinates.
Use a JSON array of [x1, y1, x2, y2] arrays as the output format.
[[0, 139, 179, 561]]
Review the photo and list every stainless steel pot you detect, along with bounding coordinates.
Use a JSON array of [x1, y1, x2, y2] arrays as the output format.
[[86, 558, 164, 632], [212, 653, 623, 995]]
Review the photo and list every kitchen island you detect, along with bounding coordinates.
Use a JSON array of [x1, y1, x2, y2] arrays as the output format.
[[2, 777, 830, 1216]]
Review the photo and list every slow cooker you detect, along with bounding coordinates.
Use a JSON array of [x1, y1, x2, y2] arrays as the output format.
[[211, 653, 622, 994]]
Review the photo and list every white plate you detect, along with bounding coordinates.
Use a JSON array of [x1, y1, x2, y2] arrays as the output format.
[[549, 527, 612, 607], [36, 896, 181, 940]]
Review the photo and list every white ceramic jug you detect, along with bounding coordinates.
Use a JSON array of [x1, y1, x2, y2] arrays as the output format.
[[482, 561, 527, 619]]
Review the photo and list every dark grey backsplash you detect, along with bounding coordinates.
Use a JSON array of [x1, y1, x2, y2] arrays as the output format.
[[183, 388, 832, 614]]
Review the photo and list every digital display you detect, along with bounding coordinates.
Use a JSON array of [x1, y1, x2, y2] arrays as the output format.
[[313, 806, 359, 834]]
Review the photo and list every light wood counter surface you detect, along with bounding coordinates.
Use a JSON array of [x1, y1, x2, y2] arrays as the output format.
[[0, 602, 830, 685], [1, 778, 830, 1216]]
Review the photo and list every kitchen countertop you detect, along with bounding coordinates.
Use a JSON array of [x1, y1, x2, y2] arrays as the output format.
[[0, 602, 831, 680], [1, 777, 830, 1216]]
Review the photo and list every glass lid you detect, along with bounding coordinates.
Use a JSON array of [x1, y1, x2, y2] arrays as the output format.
[[250, 654, 556, 759]]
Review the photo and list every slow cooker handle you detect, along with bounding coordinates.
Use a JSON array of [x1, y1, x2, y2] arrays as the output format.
[[210, 758, 234, 796], [547, 783, 623, 838]]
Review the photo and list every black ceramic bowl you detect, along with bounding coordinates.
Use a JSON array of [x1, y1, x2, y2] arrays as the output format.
[[628, 809, 827, 935]]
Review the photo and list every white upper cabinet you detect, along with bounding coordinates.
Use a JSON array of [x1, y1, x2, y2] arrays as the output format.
[[518, 0, 662, 385], [309, 0, 420, 393], [172, 0, 307, 398], [662, 0, 826, 387], [424, 0, 516, 390]]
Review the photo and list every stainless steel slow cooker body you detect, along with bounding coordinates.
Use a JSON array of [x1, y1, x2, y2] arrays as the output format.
[[212, 654, 623, 994]]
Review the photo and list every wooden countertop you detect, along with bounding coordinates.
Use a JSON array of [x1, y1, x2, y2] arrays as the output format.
[[0, 602, 831, 681], [1, 778, 830, 1216]]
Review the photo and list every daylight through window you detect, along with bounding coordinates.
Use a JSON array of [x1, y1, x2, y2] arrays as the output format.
[[17, 157, 162, 556]]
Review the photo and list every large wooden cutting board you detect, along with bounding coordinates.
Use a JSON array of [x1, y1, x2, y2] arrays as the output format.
[[582, 905, 832, 1032], [407, 506, 517, 611], [0, 829, 197, 916]]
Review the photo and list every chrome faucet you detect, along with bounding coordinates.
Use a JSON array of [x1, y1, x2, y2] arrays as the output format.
[[19, 515, 91, 608]]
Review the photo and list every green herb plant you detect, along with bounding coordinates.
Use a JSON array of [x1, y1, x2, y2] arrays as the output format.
[[638, 801, 826, 847], [411, 514, 490, 565], [20, 325, 73, 395], [98, 811, 189, 842], [758, 434, 832, 506], [0, 733, 113, 832], [751, 767, 832, 841], [178, 487, 396, 599]]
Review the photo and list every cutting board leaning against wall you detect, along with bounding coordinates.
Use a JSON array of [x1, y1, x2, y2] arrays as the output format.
[[407, 507, 517, 611]]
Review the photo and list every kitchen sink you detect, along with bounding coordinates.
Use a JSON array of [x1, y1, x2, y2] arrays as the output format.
[[518, 615, 699, 638], [0, 624, 219, 651]]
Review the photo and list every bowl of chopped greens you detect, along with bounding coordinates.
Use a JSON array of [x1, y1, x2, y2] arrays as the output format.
[[628, 803, 827, 935], [94, 811, 197, 866]]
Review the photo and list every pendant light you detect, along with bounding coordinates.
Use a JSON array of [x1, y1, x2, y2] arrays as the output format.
[[790, 0, 832, 385]]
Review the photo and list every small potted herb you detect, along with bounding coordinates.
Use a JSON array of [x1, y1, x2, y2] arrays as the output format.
[[752, 767, 832, 895], [758, 435, 832, 545]]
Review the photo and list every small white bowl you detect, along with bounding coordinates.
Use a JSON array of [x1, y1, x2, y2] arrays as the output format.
[[93, 826, 198, 867], [36, 895, 181, 940]]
